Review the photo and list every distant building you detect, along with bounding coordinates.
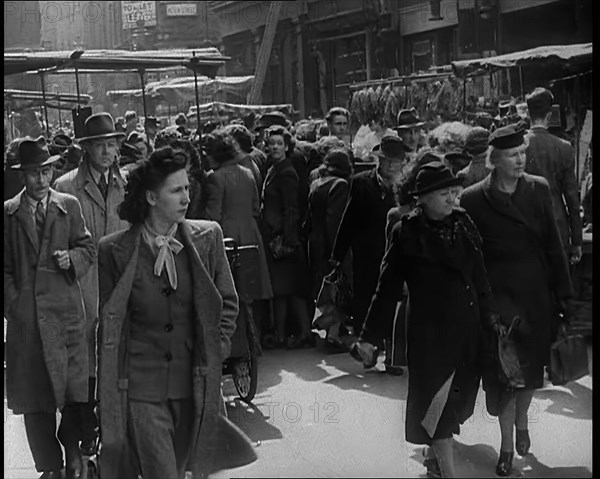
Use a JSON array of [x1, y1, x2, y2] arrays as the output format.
[[4, 1, 42, 50]]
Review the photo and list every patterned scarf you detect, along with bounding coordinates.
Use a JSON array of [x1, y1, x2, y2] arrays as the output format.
[[142, 222, 184, 290]]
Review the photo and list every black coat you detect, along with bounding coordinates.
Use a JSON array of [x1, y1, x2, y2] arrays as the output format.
[[461, 173, 573, 411], [260, 157, 309, 297], [331, 168, 396, 327], [364, 206, 495, 445]]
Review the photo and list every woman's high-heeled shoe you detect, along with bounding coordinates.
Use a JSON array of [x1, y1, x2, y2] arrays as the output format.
[[516, 428, 531, 456], [495, 451, 514, 476]]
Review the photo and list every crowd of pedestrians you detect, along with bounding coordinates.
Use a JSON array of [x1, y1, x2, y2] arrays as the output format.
[[4, 85, 591, 478]]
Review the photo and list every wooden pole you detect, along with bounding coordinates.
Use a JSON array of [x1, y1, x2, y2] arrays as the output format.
[[39, 71, 51, 138], [518, 66, 524, 99], [139, 69, 148, 126], [365, 29, 372, 81], [463, 77, 467, 120], [249, 1, 283, 104]]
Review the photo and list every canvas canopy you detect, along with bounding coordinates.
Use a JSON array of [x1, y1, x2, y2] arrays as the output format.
[[186, 102, 294, 124], [452, 43, 592, 78]]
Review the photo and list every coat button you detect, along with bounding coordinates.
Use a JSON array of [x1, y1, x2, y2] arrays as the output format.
[[469, 301, 474, 307], [164, 324, 173, 333], [466, 285, 470, 291], [165, 352, 173, 361]]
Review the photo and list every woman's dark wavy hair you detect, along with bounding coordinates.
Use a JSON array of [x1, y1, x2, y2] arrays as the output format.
[[203, 129, 239, 165], [395, 148, 442, 206], [118, 147, 189, 224], [318, 147, 353, 180], [264, 125, 295, 154]]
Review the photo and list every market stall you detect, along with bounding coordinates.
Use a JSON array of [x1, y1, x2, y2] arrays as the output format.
[[186, 101, 294, 125]]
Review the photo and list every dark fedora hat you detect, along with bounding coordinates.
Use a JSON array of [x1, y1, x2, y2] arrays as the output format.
[[396, 108, 425, 130], [144, 116, 159, 127], [12, 136, 62, 170], [409, 161, 464, 196], [49, 133, 73, 155], [257, 111, 291, 130], [377, 135, 412, 160], [78, 112, 126, 143]]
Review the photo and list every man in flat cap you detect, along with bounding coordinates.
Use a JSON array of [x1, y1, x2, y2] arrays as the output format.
[[54, 113, 129, 456], [5, 137, 96, 479], [524, 87, 582, 265]]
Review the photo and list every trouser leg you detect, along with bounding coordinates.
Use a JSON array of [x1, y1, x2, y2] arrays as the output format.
[[129, 398, 194, 479], [24, 412, 63, 472], [58, 403, 84, 470], [80, 377, 99, 445]]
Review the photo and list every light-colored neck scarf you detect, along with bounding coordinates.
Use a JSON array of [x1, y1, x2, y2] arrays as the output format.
[[142, 222, 184, 290]]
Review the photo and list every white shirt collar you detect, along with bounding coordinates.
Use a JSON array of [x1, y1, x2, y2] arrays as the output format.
[[24, 191, 48, 211]]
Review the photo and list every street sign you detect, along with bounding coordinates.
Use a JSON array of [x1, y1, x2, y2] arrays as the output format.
[[122, 1, 157, 30], [166, 3, 198, 16]]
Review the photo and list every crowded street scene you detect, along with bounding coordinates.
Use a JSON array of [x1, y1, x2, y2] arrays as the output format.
[[4, 1, 593, 478]]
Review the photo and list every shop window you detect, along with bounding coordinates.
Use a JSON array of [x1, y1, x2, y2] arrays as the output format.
[[412, 39, 434, 73]]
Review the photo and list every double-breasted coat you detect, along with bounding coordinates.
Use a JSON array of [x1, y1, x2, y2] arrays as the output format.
[[364, 206, 496, 445], [460, 173, 573, 410], [331, 167, 396, 330], [260, 157, 310, 297], [4, 189, 96, 414], [97, 219, 256, 478], [54, 160, 128, 376], [205, 159, 273, 301]]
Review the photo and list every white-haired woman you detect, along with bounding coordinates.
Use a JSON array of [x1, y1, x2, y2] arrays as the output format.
[[460, 125, 573, 476]]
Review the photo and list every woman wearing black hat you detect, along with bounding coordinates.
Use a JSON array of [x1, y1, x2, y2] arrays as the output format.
[[362, 161, 500, 477], [460, 125, 573, 476]]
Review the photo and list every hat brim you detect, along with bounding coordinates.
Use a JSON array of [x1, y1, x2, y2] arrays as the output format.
[[395, 121, 425, 130], [11, 154, 62, 170], [377, 148, 412, 160], [409, 177, 464, 196], [78, 131, 126, 143]]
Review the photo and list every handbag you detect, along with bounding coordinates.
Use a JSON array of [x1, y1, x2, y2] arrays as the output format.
[[312, 270, 352, 331], [549, 323, 589, 386], [498, 315, 526, 388], [268, 234, 296, 260]]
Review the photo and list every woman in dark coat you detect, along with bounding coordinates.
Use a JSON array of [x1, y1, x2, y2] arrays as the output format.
[[460, 125, 573, 476], [204, 129, 273, 302], [304, 148, 352, 346], [361, 162, 501, 477], [260, 125, 312, 348]]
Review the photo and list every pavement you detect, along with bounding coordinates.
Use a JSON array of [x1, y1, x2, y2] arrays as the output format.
[[4, 342, 593, 478]]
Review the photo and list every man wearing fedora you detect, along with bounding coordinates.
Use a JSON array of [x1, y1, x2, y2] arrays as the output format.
[[331, 135, 411, 372], [4, 137, 96, 479], [54, 112, 129, 456], [524, 87, 582, 266], [395, 108, 426, 154]]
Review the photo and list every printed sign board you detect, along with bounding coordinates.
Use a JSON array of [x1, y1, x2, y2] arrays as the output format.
[[122, 1, 157, 30], [166, 3, 198, 16]]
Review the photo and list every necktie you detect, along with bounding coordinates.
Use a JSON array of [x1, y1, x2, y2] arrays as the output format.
[[142, 223, 184, 290], [98, 174, 108, 201], [35, 201, 46, 242]]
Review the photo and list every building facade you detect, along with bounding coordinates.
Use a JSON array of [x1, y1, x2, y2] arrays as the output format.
[[215, 0, 592, 117], [4, 1, 42, 51]]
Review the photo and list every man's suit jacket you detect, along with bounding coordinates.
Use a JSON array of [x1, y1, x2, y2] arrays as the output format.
[[525, 126, 582, 249]]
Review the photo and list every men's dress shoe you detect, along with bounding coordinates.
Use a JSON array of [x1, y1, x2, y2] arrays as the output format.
[[495, 450, 514, 476], [515, 428, 531, 456], [39, 471, 62, 479], [385, 365, 405, 376]]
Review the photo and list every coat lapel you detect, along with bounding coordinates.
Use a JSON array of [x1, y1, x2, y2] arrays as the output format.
[[43, 190, 68, 247], [9, 191, 40, 253], [81, 163, 107, 212], [481, 173, 529, 226]]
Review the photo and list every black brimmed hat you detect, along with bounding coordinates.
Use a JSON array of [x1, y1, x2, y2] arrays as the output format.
[[12, 136, 62, 170], [396, 108, 425, 130], [49, 133, 73, 155], [376, 135, 412, 160], [489, 124, 526, 150], [409, 161, 464, 196], [78, 113, 126, 143], [256, 111, 291, 130]]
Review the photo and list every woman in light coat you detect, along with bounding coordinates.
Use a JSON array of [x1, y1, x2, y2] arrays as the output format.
[[97, 147, 256, 479]]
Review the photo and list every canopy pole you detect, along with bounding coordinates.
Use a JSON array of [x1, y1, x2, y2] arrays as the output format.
[[58, 98, 62, 129], [74, 63, 81, 104], [139, 69, 148, 128], [192, 52, 202, 142], [462, 77, 467, 120], [518, 66, 524, 99], [39, 71, 51, 139]]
